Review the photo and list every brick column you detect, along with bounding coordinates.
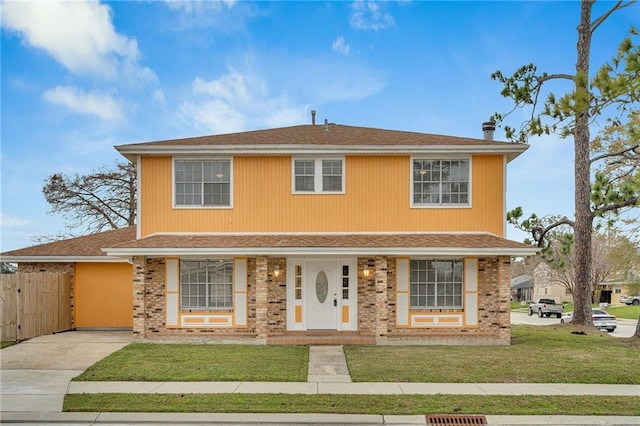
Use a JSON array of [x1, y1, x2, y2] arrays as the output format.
[[255, 256, 269, 339], [132, 256, 146, 339], [374, 256, 388, 339], [497, 256, 512, 342]]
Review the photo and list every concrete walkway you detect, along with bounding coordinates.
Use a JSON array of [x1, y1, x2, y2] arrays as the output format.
[[307, 345, 352, 383]]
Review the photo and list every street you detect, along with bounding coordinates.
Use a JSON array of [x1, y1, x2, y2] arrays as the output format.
[[511, 311, 638, 338]]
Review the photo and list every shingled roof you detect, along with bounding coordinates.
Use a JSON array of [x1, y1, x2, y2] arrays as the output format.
[[0, 227, 136, 261], [115, 124, 528, 162], [103, 232, 538, 257]]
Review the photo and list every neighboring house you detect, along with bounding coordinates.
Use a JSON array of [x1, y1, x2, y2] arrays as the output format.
[[510, 275, 533, 303], [595, 279, 638, 305], [532, 262, 573, 304], [1, 121, 538, 345]]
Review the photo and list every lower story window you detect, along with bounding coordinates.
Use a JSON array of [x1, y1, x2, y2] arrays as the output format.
[[410, 259, 463, 309], [180, 259, 233, 310]]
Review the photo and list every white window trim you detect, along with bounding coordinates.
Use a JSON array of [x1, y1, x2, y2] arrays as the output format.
[[172, 157, 234, 209], [179, 258, 234, 311], [291, 157, 345, 194], [410, 155, 472, 209], [409, 257, 465, 310]]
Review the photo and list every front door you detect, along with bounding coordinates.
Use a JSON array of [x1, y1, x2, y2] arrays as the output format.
[[306, 261, 338, 330]]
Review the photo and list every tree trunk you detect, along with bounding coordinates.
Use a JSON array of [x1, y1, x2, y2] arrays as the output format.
[[635, 312, 640, 338], [571, 0, 595, 325]]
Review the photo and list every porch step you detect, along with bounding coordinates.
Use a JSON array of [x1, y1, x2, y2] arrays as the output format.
[[307, 346, 352, 383]]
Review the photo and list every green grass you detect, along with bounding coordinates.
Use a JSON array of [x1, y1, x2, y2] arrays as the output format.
[[75, 344, 308, 382], [608, 304, 640, 320], [63, 394, 640, 416], [345, 325, 640, 384], [0, 341, 15, 349]]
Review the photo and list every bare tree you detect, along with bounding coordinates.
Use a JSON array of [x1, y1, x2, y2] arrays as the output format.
[[526, 230, 629, 298], [493, 1, 640, 325], [41, 161, 136, 238]]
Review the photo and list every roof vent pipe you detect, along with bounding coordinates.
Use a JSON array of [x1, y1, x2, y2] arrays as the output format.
[[311, 110, 316, 125], [482, 121, 495, 141]]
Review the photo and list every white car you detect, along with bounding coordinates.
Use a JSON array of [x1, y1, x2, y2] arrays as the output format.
[[561, 309, 617, 332]]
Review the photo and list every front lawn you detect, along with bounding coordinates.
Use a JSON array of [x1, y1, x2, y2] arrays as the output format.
[[345, 325, 640, 384], [75, 344, 308, 382], [608, 304, 640, 320], [63, 394, 640, 416]]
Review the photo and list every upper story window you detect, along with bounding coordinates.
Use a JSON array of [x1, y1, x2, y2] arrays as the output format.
[[174, 159, 232, 208], [410, 259, 463, 309], [293, 158, 344, 194], [412, 158, 470, 207]]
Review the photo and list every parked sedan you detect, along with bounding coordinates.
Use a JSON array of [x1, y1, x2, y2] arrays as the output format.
[[561, 309, 617, 332]]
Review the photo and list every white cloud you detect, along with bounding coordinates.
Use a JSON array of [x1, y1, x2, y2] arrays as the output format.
[[332, 36, 351, 55], [0, 212, 30, 228], [164, 0, 236, 14], [1, 0, 153, 81], [350, 1, 395, 31], [179, 67, 306, 134], [43, 86, 124, 122], [153, 89, 167, 105]]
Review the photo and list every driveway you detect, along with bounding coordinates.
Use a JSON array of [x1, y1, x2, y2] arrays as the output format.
[[0, 331, 133, 412]]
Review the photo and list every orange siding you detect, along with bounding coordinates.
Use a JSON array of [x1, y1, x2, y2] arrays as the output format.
[[74, 262, 133, 328], [140, 155, 505, 237]]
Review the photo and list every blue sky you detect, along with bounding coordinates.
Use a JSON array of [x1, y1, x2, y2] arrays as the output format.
[[1, 0, 638, 251]]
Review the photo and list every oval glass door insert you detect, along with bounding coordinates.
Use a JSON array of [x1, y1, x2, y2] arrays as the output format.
[[315, 271, 329, 303]]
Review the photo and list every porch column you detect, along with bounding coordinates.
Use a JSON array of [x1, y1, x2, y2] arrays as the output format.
[[255, 256, 269, 339], [132, 256, 146, 339], [374, 256, 388, 339], [497, 256, 512, 342]]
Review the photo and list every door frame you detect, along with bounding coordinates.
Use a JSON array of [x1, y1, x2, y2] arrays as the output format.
[[286, 257, 357, 331]]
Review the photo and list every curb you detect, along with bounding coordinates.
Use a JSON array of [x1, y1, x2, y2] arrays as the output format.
[[2, 412, 640, 425]]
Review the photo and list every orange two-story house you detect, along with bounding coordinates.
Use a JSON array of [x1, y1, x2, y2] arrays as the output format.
[[2, 122, 537, 345]]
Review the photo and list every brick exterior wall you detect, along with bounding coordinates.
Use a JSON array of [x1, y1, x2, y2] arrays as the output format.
[[115, 254, 511, 345], [381, 255, 512, 345], [18, 263, 76, 329], [133, 257, 259, 340]]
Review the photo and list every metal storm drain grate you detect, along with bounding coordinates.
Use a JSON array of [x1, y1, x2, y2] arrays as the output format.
[[425, 414, 488, 425]]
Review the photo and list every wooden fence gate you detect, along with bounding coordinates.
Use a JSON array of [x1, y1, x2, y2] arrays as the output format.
[[0, 272, 72, 341]]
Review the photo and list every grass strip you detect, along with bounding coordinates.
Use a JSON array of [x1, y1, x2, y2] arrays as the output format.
[[346, 325, 640, 384], [64, 394, 640, 416], [75, 344, 308, 382]]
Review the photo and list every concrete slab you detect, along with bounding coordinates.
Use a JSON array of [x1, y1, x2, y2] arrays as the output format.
[[0, 394, 65, 412], [476, 383, 640, 396], [318, 382, 403, 394], [307, 345, 352, 382], [485, 415, 640, 425], [234, 381, 318, 394], [96, 412, 385, 424], [307, 374, 352, 383], [152, 381, 242, 394], [67, 381, 163, 394], [0, 331, 132, 370], [383, 415, 428, 424], [398, 382, 484, 395]]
